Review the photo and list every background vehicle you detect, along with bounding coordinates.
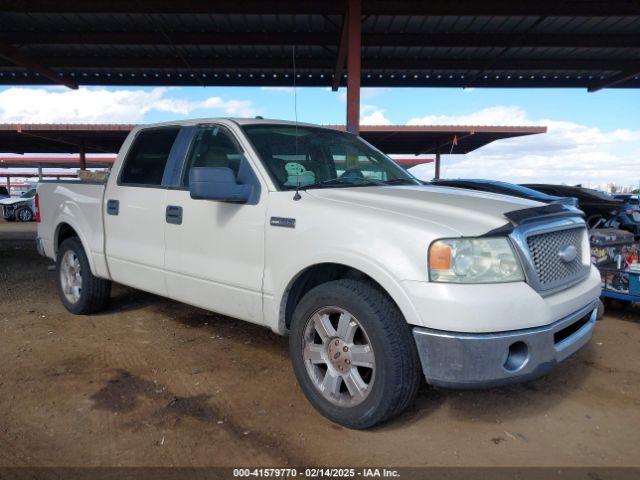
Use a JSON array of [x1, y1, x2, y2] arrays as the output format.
[[429, 179, 578, 207], [0, 188, 36, 222], [0, 186, 9, 200], [613, 193, 640, 211], [522, 184, 621, 219], [523, 184, 639, 237], [613, 194, 640, 229], [36, 118, 600, 428]]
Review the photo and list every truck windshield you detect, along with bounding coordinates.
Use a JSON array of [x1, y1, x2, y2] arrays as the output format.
[[242, 124, 420, 190]]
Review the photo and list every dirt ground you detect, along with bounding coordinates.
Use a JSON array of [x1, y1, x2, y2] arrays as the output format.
[[1, 220, 639, 468]]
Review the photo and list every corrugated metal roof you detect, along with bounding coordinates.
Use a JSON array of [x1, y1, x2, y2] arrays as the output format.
[[0, 1, 638, 89]]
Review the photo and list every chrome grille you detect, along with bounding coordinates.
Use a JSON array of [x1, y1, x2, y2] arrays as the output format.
[[526, 227, 585, 289]]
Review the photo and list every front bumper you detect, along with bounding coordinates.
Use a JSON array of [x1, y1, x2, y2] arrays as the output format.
[[413, 298, 598, 389], [1, 204, 14, 219]]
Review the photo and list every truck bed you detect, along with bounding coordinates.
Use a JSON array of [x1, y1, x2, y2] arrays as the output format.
[[36, 181, 109, 279]]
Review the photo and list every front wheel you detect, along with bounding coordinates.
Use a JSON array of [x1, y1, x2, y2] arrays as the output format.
[[56, 237, 111, 314], [289, 279, 421, 429]]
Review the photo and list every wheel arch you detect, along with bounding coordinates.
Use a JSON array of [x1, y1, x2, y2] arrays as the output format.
[[278, 261, 421, 335], [53, 221, 98, 276]]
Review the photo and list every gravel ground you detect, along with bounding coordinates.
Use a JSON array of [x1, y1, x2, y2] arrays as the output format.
[[1, 220, 639, 467]]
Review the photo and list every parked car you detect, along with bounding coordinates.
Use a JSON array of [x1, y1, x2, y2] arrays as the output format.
[[0, 186, 9, 200], [429, 179, 578, 207], [0, 188, 36, 222], [613, 194, 640, 221], [36, 118, 600, 428]]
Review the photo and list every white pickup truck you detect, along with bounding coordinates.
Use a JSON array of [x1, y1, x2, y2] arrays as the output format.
[[36, 118, 601, 428]]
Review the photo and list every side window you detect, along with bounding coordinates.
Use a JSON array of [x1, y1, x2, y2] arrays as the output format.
[[182, 126, 243, 187], [119, 127, 180, 186]]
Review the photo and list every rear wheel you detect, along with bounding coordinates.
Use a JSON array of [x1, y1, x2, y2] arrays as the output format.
[[289, 279, 421, 429], [56, 237, 111, 314], [15, 207, 34, 222]]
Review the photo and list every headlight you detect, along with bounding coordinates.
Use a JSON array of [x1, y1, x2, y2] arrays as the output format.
[[429, 237, 524, 283]]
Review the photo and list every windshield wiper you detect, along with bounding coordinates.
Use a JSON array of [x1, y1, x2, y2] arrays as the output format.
[[293, 177, 416, 194], [299, 177, 384, 190], [380, 178, 418, 185]]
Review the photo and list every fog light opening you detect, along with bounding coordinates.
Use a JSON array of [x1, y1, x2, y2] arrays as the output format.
[[504, 341, 529, 372]]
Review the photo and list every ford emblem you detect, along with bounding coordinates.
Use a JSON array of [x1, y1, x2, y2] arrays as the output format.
[[558, 244, 578, 263]]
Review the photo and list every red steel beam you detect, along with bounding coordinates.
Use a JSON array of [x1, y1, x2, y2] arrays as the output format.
[[346, 0, 361, 135], [0, 171, 77, 178], [79, 143, 87, 170]]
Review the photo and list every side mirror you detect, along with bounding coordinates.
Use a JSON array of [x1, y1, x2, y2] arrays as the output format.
[[189, 167, 252, 203]]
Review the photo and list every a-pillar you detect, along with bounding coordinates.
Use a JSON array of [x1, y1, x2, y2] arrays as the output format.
[[345, 0, 361, 135]]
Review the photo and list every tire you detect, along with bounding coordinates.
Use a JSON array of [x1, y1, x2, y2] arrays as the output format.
[[15, 207, 34, 222], [56, 237, 111, 314], [289, 279, 421, 429]]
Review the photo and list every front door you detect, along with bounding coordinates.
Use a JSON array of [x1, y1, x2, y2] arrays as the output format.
[[163, 124, 267, 325]]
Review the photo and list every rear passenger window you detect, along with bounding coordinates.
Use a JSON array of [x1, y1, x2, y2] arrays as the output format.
[[119, 127, 180, 186], [182, 126, 243, 187]]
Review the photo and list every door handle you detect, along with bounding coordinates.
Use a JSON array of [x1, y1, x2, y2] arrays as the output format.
[[106, 199, 119, 216], [165, 205, 183, 225]]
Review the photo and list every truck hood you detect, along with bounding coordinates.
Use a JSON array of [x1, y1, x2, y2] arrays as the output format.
[[0, 197, 31, 206], [306, 185, 543, 236]]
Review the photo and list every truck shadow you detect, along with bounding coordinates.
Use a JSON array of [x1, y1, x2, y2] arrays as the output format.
[[97, 283, 601, 431], [381, 345, 597, 431], [99, 284, 166, 314]]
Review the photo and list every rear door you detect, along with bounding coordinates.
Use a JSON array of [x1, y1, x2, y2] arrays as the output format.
[[104, 126, 181, 296], [163, 124, 267, 325]]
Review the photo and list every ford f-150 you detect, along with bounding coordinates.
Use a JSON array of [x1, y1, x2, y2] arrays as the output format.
[[36, 118, 601, 428]]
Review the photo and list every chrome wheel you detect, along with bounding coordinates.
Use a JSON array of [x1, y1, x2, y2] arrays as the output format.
[[60, 250, 82, 304], [302, 306, 376, 407]]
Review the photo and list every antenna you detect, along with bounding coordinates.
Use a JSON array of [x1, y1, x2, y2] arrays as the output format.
[[292, 45, 302, 201]]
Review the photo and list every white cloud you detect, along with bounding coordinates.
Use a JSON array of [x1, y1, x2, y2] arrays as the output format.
[[406, 105, 529, 126], [0, 87, 257, 123], [406, 106, 640, 187], [361, 108, 391, 125]]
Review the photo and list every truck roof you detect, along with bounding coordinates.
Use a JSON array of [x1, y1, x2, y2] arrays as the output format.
[[138, 117, 328, 130]]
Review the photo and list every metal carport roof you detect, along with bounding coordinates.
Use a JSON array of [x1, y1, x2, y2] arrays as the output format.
[[0, 1, 638, 91], [0, 123, 546, 155]]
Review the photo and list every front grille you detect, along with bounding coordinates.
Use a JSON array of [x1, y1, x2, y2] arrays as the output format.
[[526, 227, 586, 289]]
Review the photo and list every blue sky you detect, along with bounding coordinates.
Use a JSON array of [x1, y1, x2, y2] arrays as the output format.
[[136, 86, 640, 130], [0, 85, 638, 187]]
